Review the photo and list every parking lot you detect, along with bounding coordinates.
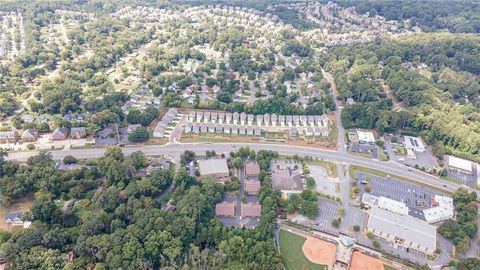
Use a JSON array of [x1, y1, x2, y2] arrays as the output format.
[[384, 135, 436, 171], [355, 172, 448, 220], [447, 167, 477, 186], [308, 165, 338, 198]]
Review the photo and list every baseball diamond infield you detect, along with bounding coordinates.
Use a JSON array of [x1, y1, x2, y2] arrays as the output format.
[[349, 251, 384, 270], [302, 237, 337, 269]]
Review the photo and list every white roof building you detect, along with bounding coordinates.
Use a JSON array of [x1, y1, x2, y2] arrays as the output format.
[[378, 196, 409, 216], [404, 136, 426, 152], [447, 156, 473, 174], [367, 207, 437, 255], [423, 195, 454, 224], [356, 130, 375, 144]]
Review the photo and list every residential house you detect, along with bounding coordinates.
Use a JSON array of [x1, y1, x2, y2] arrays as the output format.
[[204, 112, 211, 123], [300, 115, 308, 126], [247, 114, 254, 125], [70, 127, 87, 139], [233, 112, 240, 124], [225, 113, 233, 124], [240, 112, 247, 125], [307, 115, 315, 126], [196, 111, 204, 123], [279, 115, 286, 126], [241, 203, 261, 217], [21, 129, 39, 142], [189, 111, 196, 121], [208, 124, 216, 133], [211, 112, 218, 123], [245, 161, 260, 177], [215, 202, 236, 217], [271, 114, 278, 126], [192, 123, 200, 134], [200, 124, 208, 133], [224, 125, 231, 134], [254, 127, 262, 136], [263, 113, 270, 126], [256, 114, 263, 126], [0, 131, 18, 143], [218, 112, 225, 124], [52, 127, 69, 141], [127, 124, 141, 134], [245, 179, 261, 195], [286, 115, 293, 126], [231, 126, 239, 135], [305, 127, 314, 137], [292, 115, 300, 126]]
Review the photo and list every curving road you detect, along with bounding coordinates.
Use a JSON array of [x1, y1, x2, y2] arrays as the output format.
[[5, 142, 477, 196]]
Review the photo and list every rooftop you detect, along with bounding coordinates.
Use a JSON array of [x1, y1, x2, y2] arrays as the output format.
[[198, 159, 229, 177], [404, 136, 425, 152], [215, 202, 236, 217], [447, 156, 472, 173], [241, 203, 261, 217], [245, 179, 261, 195], [368, 207, 436, 252], [245, 161, 260, 176]]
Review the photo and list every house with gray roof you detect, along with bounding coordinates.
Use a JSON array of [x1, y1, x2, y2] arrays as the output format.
[[240, 112, 247, 125], [192, 123, 200, 134], [254, 127, 262, 136], [216, 125, 224, 134], [231, 126, 238, 135], [71, 127, 87, 139], [208, 124, 216, 133], [233, 112, 240, 124], [286, 115, 293, 126], [307, 115, 315, 126], [184, 123, 192, 134], [247, 126, 254, 135], [0, 131, 18, 143], [196, 111, 204, 123], [52, 127, 69, 141], [256, 114, 263, 126], [204, 111, 211, 123], [247, 114, 254, 125], [367, 207, 437, 255], [21, 129, 39, 142], [218, 112, 225, 123], [263, 113, 270, 126], [292, 115, 300, 126], [224, 125, 231, 134], [300, 115, 308, 126], [271, 114, 278, 126], [278, 115, 286, 126], [189, 111, 196, 121], [200, 124, 208, 133], [238, 126, 246, 135], [211, 112, 218, 123], [225, 112, 232, 124]]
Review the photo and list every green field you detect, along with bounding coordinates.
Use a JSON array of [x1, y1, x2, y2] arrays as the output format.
[[279, 229, 328, 270], [384, 265, 398, 270]]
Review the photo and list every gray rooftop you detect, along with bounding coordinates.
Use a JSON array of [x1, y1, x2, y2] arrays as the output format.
[[368, 207, 436, 252]]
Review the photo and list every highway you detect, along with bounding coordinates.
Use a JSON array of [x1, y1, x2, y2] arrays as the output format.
[[5, 142, 477, 195]]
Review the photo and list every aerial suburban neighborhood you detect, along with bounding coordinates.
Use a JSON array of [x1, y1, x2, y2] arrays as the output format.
[[0, 1, 479, 270]]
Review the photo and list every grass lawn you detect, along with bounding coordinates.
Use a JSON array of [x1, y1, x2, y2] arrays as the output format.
[[279, 229, 327, 270], [0, 195, 35, 231], [384, 265, 398, 270]]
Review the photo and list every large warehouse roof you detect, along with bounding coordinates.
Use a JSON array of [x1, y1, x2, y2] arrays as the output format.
[[447, 156, 472, 173], [368, 207, 436, 252]]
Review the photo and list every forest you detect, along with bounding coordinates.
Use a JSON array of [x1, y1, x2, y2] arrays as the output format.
[[323, 33, 480, 162], [0, 148, 282, 269]]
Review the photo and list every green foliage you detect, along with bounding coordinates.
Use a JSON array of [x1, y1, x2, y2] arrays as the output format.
[[128, 126, 150, 142]]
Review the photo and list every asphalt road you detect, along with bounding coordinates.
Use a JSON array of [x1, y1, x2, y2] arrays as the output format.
[[5, 142, 477, 196]]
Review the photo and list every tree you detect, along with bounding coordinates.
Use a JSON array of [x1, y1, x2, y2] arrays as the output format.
[[128, 127, 150, 142], [128, 151, 147, 170], [458, 258, 480, 270], [372, 240, 381, 249], [366, 231, 374, 239], [63, 155, 77, 164], [456, 236, 471, 253], [353, 225, 360, 232]]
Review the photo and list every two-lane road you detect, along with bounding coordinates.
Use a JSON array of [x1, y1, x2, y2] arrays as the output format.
[[5, 142, 477, 195]]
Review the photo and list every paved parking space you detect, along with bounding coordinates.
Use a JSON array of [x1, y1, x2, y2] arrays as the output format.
[[350, 143, 378, 159], [447, 167, 477, 186], [308, 165, 338, 197], [218, 216, 259, 228], [356, 172, 448, 220], [384, 135, 436, 171]]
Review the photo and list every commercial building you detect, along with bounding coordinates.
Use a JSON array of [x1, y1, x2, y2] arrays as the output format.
[[367, 207, 437, 255], [198, 159, 229, 181], [423, 195, 454, 224], [404, 136, 426, 153], [446, 156, 473, 175], [356, 130, 375, 144], [362, 194, 408, 216]]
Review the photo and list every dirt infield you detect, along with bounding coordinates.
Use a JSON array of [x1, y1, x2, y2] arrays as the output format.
[[302, 237, 336, 269], [349, 251, 384, 270]]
